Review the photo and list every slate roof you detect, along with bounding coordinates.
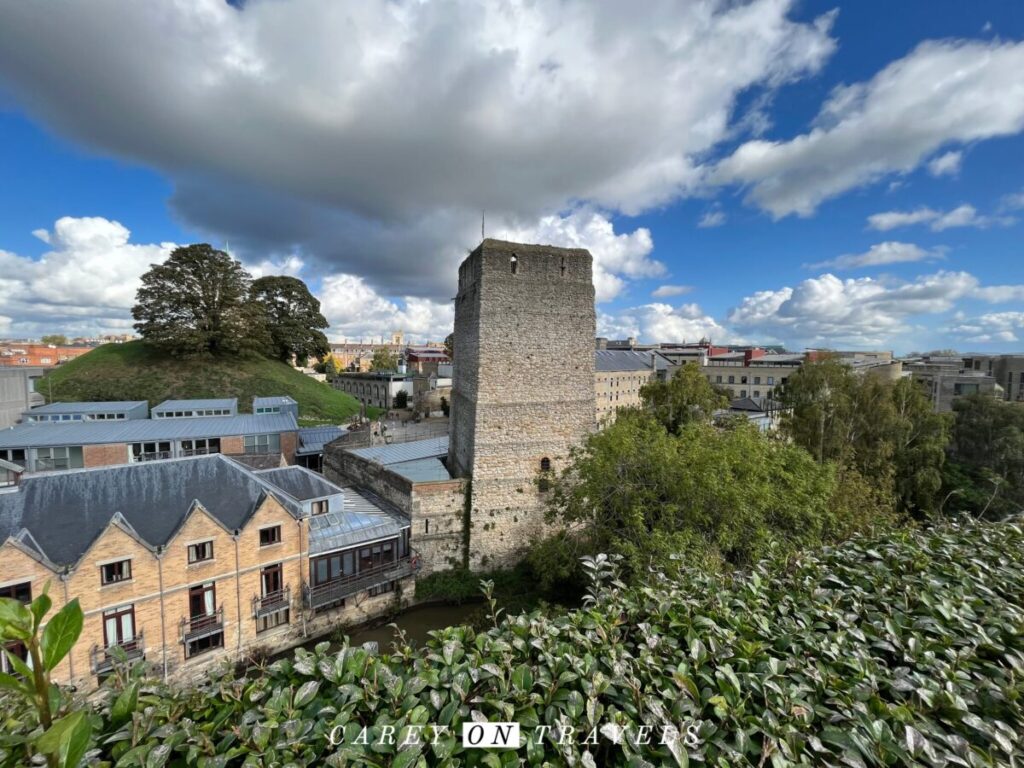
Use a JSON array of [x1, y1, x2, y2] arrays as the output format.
[[595, 350, 658, 372], [347, 436, 449, 466], [729, 397, 767, 413], [297, 426, 346, 455], [0, 454, 307, 568], [26, 401, 147, 415], [256, 466, 340, 501], [388, 457, 452, 483], [0, 413, 298, 449], [152, 398, 238, 413]]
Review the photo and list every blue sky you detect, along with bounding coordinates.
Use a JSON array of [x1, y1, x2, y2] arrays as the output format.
[[0, 0, 1021, 352]]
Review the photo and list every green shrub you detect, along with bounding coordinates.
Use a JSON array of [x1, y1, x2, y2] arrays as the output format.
[[2, 517, 1023, 766]]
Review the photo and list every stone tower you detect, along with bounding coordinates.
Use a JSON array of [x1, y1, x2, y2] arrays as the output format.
[[448, 239, 596, 568]]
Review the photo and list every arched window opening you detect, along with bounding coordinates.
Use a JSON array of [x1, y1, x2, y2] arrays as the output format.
[[560, 257, 566, 277], [538, 456, 552, 492], [540, 457, 551, 472], [510, 255, 518, 274]]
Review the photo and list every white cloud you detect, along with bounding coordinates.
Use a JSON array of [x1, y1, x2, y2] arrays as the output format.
[[246, 255, 305, 279], [807, 241, 943, 270], [651, 285, 693, 298], [318, 273, 453, 343], [728, 270, 981, 347], [951, 311, 1024, 344], [501, 210, 660, 302], [927, 150, 962, 177], [867, 203, 1014, 232], [599, 302, 734, 345], [0, 0, 837, 299], [714, 39, 1024, 217], [0, 217, 176, 336], [999, 188, 1024, 212], [698, 210, 726, 228]]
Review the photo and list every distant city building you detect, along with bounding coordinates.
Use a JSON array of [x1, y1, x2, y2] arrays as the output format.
[[0, 367, 46, 428], [903, 355, 998, 412], [700, 349, 807, 402], [962, 354, 1024, 403], [331, 371, 415, 410], [0, 343, 93, 367], [594, 349, 666, 422]]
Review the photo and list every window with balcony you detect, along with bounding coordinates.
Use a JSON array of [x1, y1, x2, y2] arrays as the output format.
[[255, 564, 289, 632], [244, 433, 281, 454], [35, 446, 84, 471], [187, 541, 214, 564], [180, 438, 220, 457], [130, 441, 171, 462], [103, 605, 136, 649], [100, 559, 132, 585], [0, 449, 26, 467], [259, 526, 282, 546], [184, 582, 222, 658]]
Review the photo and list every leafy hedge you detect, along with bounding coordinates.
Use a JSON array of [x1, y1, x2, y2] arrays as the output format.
[[2, 517, 1023, 766]]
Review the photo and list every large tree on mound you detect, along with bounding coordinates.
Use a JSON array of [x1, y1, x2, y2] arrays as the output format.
[[250, 276, 330, 364], [132, 244, 265, 356]]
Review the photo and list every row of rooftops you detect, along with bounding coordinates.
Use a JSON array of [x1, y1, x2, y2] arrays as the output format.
[[24, 395, 298, 422], [0, 453, 409, 571]]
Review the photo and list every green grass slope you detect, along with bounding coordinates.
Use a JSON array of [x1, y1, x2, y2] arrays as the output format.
[[37, 341, 363, 425]]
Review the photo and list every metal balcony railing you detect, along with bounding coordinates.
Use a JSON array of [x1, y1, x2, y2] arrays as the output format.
[[90, 632, 144, 674], [133, 450, 172, 462], [252, 586, 291, 618], [179, 447, 220, 457], [179, 606, 224, 644], [304, 557, 414, 611]]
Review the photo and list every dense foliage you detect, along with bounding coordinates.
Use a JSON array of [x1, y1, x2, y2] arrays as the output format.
[[250, 276, 330, 365], [132, 244, 265, 356], [638, 362, 729, 433], [372, 348, 400, 372], [36, 341, 367, 424], [533, 397, 894, 592], [945, 394, 1024, 517], [2, 518, 1022, 766], [777, 358, 950, 517]]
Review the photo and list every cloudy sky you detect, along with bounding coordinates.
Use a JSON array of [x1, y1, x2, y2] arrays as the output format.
[[0, 0, 1022, 352]]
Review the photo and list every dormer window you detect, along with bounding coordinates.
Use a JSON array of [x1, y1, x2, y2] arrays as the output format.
[[510, 255, 518, 274], [311, 499, 329, 516]]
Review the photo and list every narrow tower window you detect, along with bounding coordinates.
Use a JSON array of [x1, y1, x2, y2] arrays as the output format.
[[510, 255, 518, 274], [560, 257, 566, 276]]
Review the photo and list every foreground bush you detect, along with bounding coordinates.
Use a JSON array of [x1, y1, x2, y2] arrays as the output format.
[[2, 517, 1023, 766]]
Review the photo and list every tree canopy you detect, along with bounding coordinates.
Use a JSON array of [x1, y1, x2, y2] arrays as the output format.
[[370, 347, 399, 371], [132, 244, 331, 360], [40, 334, 68, 346], [776, 357, 949, 517], [250, 275, 329, 364], [638, 361, 729, 432]]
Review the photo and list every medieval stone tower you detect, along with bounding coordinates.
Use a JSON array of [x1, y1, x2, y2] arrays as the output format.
[[448, 239, 596, 568]]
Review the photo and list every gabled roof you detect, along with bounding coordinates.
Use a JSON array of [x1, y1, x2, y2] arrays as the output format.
[[0, 454, 307, 568]]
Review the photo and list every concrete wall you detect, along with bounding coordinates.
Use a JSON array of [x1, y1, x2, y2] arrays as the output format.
[[448, 240, 596, 569]]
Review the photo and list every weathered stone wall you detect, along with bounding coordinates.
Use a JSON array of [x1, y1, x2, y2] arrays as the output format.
[[448, 239, 596, 568], [323, 447, 465, 575]]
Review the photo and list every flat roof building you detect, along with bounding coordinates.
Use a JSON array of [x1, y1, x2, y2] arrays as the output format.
[[151, 398, 238, 418], [23, 400, 149, 423]]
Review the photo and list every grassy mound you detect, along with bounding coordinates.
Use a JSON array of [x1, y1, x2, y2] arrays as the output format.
[[37, 341, 363, 424]]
